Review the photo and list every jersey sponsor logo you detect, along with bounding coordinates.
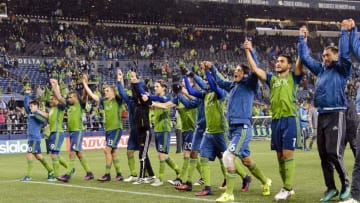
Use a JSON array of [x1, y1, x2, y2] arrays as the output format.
[[82, 135, 129, 150], [0, 140, 28, 154], [272, 78, 288, 88]]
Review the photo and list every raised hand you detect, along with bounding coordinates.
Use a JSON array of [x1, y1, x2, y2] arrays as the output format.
[[49, 78, 58, 86], [299, 25, 308, 42], [244, 39, 252, 50], [117, 69, 123, 81]]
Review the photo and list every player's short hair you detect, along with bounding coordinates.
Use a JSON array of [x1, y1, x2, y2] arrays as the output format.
[[240, 64, 250, 75], [156, 80, 168, 89], [324, 46, 339, 54], [30, 100, 39, 106], [278, 54, 293, 64]]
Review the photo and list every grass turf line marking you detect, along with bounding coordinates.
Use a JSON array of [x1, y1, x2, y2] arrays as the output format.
[[25, 181, 244, 203]]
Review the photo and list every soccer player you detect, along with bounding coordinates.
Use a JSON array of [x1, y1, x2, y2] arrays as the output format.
[[339, 18, 360, 203], [50, 79, 94, 182], [184, 62, 227, 196], [82, 75, 124, 181], [20, 88, 55, 182], [245, 35, 303, 200], [137, 80, 181, 186], [36, 90, 69, 178], [117, 70, 155, 184], [207, 61, 271, 202], [298, 22, 351, 202]]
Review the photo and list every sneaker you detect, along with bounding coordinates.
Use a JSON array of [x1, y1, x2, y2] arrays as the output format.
[[320, 189, 339, 202], [216, 192, 234, 202], [150, 178, 164, 187], [340, 185, 351, 200], [241, 175, 251, 192], [57, 174, 70, 182], [219, 179, 227, 190], [83, 172, 94, 180], [115, 173, 124, 181], [275, 188, 293, 201], [175, 182, 192, 191], [20, 176, 32, 182], [167, 178, 182, 186], [47, 172, 56, 182], [193, 178, 204, 186], [133, 178, 146, 185], [97, 173, 111, 182], [124, 175, 138, 182], [144, 176, 156, 183], [340, 198, 360, 203], [195, 188, 212, 196], [262, 178, 272, 196]]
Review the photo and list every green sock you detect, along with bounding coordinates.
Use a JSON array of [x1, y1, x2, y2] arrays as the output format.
[[113, 158, 121, 174], [179, 157, 190, 181], [234, 158, 247, 178], [159, 160, 166, 181], [39, 158, 52, 172], [225, 171, 237, 195], [284, 158, 295, 190], [196, 158, 202, 176], [105, 165, 111, 174], [165, 157, 180, 175], [26, 160, 34, 177], [79, 157, 91, 173], [249, 163, 267, 184], [187, 158, 197, 184], [219, 158, 226, 179], [201, 157, 210, 186], [67, 159, 75, 174], [52, 157, 60, 177], [279, 160, 285, 184], [58, 156, 68, 169], [127, 155, 137, 176]]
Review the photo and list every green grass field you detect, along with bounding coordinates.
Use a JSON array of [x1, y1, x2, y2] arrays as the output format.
[[0, 140, 355, 203]]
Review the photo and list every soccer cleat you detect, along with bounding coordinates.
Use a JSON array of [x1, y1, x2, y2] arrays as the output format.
[[167, 178, 182, 186], [83, 172, 94, 181], [150, 178, 164, 187], [144, 176, 156, 184], [97, 173, 111, 182], [261, 178, 272, 196], [57, 174, 70, 182], [47, 172, 57, 182], [124, 175, 138, 182], [340, 185, 351, 200], [216, 192, 235, 202], [133, 178, 146, 185], [175, 182, 193, 191], [241, 175, 251, 192], [115, 173, 124, 181], [193, 178, 204, 186], [320, 189, 339, 202], [340, 198, 360, 203], [20, 176, 32, 182], [218, 179, 227, 190], [274, 188, 294, 201], [195, 188, 213, 196]]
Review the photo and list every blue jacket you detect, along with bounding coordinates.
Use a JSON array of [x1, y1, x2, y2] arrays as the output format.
[[350, 26, 360, 61], [356, 88, 360, 113], [24, 93, 47, 141], [210, 65, 258, 125], [298, 31, 352, 113]]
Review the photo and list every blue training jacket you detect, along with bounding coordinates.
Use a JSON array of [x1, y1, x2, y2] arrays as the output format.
[[298, 31, 352, 113], [24, 93, 47, 141]]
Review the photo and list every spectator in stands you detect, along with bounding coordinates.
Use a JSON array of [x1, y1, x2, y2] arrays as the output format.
[[0, 98, 7, 109]]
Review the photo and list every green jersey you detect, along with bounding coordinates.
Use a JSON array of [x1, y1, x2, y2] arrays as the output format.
[[153, 104, 171, 133], [49, 105, 66, 133], [267, 72, 301, 119], [177, 101, 197, 132], [204, 92, 226, 134], [66, 100, 85, 131], [100, 97, 123, 131]]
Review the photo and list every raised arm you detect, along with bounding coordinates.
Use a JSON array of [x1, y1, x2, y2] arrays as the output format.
[[350, 19, 360, 61], [117, 69, 131, 104], [50, 79, 66, 105], [297, 26, 322, 75], [244, 40, 267, 81], [335, 20, 352, 77], [82, 74, 100, 103], [178, 94, 200, 109], [184, 75, 205, 99], [203, 64, 226, 100], [24, 89, 31, 114], [209, 64, 232, 91]]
